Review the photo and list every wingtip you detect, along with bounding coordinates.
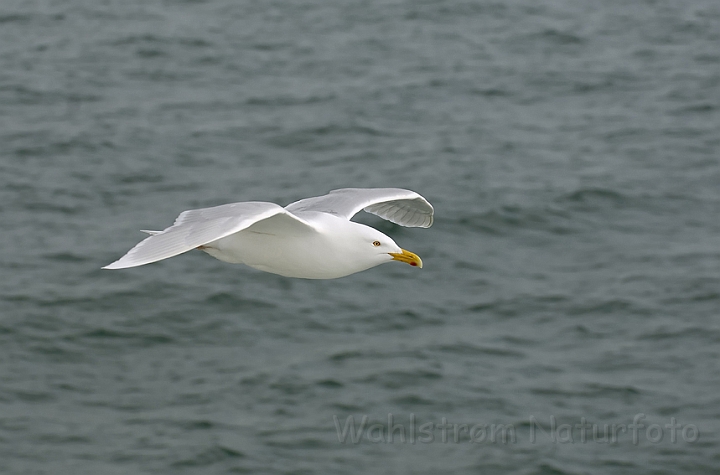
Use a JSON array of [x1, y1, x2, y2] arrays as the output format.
[[102, 259, 133, 270]]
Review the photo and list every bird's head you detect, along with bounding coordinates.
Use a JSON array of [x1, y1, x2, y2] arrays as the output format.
[[352, 224, 423, 269]]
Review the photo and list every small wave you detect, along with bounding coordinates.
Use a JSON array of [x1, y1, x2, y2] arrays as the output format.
[[170, 445, 245, 468], [265, 124, 389, 150], [250, 42, 292, 52], [433, 342, 525, 358], [77, 328, 175, 347], [111, 34, 213, 48], [637, 326, 720, 342], [457, 204, 577, 236], [0, 14, 33, 24], [328, 349, 366, 362], [530, 383, 641, 400], [467, 294, 570, 318], [43, 252, 91, 263], [531, 28, 586, 45], [264, 436, 327, 450], [533, 463, 575, 475], [556, 187, 627, 206], [391, 394, 435, 406], [567, 298, 654, 317], [672, 103, 716, 115], [315, 379, 343, 389], [204, 292, 276, 310], [0, 85, 102, 106], [3, 389, 56, 403], [470, 87, 512, 97], [245, 93, 336, 107], [361, 369, 443, 390]]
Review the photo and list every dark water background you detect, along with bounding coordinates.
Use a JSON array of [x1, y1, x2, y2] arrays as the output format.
[[2, 0, 720, 473]]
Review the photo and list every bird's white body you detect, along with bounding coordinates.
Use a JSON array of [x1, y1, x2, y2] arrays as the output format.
[[202, 213, 398, 279], [104, 188, 433, 279]]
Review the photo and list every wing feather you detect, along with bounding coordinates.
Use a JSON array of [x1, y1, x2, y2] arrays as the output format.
[[285, 188, 433, 228], [103, 202, 314, 269]]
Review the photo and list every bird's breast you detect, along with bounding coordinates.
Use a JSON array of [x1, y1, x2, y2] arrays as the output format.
[[205, 229, 368, 279]]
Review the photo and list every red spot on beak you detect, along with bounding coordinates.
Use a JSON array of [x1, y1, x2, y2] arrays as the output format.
[[410, 262, 417, 266]]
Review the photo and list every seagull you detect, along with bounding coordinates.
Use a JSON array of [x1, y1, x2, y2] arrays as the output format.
[[103, 188, 433, 279]]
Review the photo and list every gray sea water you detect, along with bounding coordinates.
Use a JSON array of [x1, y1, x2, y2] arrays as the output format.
[[2, 0, 720, 473]]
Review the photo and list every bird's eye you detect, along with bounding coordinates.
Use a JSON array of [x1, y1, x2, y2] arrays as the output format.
[[372, 240, 381, 247]]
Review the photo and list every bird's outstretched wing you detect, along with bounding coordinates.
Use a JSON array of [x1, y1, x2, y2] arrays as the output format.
[[285, 188, 434, 228], [103, 202, 316, 269]]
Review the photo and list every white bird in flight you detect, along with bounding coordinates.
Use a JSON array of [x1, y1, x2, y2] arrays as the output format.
[[103, 188, 434, 279]]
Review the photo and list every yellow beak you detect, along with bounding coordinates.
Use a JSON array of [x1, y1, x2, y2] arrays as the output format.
[[388, 249, 423, 268]]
